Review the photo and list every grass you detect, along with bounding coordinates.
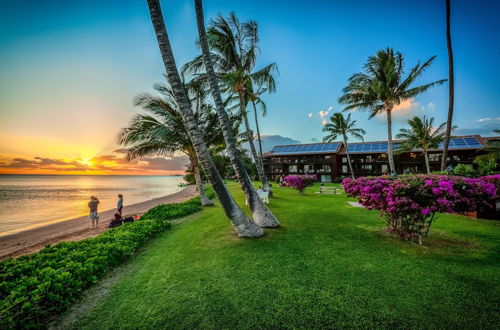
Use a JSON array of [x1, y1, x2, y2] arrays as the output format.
[[64, 182, 499, 329]]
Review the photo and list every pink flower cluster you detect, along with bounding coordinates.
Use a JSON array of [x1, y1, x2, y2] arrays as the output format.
[[342, 174, 498, 244], [283, 175, 316, 194]]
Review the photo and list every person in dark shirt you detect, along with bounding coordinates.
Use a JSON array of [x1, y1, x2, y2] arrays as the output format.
[[108, 212, 123, 228], [88, 196, 100, 228]]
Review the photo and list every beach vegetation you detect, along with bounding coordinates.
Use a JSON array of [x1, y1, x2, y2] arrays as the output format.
[[396, 116, 448, 174], [338, 48, 446, 175], [146, 0, 264, 237], [322, 112, 366, 179], [191, 0, 279, 228], [0, 194, 212, 329]]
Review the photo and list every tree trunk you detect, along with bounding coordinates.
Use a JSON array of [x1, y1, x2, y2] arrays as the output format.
[[386, 107, 396, 175], [146, 0, 263, 237], [423, 150, 431, 174], [191, 156, 213, 206], [193, 0, 279, 228], [441, 0, 454, 171], [252, 100, 264, 161], [240, 94, 271, 192], [343, 137, 355, 179]]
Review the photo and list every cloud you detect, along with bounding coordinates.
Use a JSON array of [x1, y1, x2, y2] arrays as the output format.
[[455, 117, 500, 136], [0, 150, 189, 175], [321, 119, 328, 126], [308, 113, 313, 118], [376, 98, 436, 123]]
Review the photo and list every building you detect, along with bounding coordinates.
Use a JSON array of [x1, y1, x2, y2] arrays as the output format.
[[263, 135, 493, 182]]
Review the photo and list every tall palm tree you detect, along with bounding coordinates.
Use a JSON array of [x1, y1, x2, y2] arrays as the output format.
[[248, 86, 269, 160], [441, 0, 455, 170], [146, 0, 263, 237], [396, 116, 447, 174], [322, 113, 366, 179], [338, 48, 446, 175], [183, 12, 277, 193], [193, 0, 279, 228], [118, 83, 220, 206]]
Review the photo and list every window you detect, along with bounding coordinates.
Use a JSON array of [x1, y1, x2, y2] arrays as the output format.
[[342, 157, 347, 163], [288, 165, 297, 172], [429, 153, 440, 162], [381, 164, 388, 173], [361, 164, 373, 171], [304, 165, 314, 173], [342, 165, 348, 173]]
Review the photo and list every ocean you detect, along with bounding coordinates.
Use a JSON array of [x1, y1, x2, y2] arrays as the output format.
[[0, 175, 185, 236]]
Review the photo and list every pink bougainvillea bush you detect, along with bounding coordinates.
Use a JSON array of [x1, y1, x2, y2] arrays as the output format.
[[342, 175, 497, 244], [283, 175, 316, 194]]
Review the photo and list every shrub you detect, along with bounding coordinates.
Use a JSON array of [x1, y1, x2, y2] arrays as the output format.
[[0, 196, 207, 329], [452, 163, 476, 177], [342, 175, 497, 244], [283, 175, 316, 194]]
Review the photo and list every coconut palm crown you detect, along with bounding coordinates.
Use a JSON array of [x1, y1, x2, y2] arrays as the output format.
[[396, 116, 447, 174], [322, 112, 365, 179], [182, 12, 277, 191], [338, 48, 447, 175]]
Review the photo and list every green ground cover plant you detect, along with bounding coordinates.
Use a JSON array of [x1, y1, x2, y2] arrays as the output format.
[[0, 194, 209, 329], [66, 182, 499, 329]]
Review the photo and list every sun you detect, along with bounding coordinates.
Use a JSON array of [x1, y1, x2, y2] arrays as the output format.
[[79, 158, 93, 167]]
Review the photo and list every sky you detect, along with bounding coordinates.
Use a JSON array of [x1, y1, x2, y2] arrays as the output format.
[[0, 0, 499, 174]]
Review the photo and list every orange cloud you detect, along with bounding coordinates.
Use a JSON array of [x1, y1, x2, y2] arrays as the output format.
[[0, 151, 189, 175]]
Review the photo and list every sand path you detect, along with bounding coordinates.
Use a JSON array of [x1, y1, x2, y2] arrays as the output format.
[[0, 185, 197, 260]]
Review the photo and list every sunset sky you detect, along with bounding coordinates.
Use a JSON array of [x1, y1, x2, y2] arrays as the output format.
[[1, 0, 499, 175]]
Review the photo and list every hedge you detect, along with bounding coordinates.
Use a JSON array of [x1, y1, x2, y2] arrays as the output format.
[[0, 194, 210, 329]]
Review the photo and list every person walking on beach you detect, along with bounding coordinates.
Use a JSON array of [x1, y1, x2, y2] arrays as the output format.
[[88, 196, 100, 228], [117, 194, 124, 215]]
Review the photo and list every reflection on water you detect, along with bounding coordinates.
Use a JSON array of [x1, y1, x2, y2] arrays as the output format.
[[0, 175, 184, 235]]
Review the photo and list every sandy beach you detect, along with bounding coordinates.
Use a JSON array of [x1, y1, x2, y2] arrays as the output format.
[[0, 185, 197, 260]]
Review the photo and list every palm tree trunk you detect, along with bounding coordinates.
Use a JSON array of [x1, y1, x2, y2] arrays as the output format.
[[240, 93, 270, 192], [191, 156, 213, 206], [441, 0, 454, 171], [193, 0, 279, 228], [386, 107, 396, 175], [423, 150, 431, 174], [343, 137, 355, 179], [146, 0, 263, 237], [252, 100, 264, 160]]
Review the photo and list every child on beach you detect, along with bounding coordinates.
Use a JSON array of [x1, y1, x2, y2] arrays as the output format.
[[88, 196, 100, 228], [117, 194, 124, 215]]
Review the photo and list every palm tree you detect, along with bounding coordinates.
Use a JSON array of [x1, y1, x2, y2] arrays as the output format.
[[338, 48, 446, 175], [396, 116, 447, 174], [183, 12, 277, 193], [441, 0, 455, 170], [118, 83, 220, 206], [322, 113, 366, 179], [193, 0, 279, 228], [145, 0, 263, 237]]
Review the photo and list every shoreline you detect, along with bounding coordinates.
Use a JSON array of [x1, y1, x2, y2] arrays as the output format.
[[0, 185, 197, 260]]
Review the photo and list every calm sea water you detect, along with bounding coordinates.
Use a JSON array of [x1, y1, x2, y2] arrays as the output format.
[[0, 175, 185, 236]]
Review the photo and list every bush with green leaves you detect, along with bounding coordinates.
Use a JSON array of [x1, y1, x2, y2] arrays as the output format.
[[0, 195, 208, 329]]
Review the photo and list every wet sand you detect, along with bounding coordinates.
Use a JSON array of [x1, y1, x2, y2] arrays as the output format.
[[0, 185, 196, 260]]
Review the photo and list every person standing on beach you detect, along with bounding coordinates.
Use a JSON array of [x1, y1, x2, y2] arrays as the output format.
[[88, 196, 100, 228], [117, 194, 124, 216]]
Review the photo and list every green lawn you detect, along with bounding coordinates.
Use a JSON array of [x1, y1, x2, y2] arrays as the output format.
[[65, 182, 499, 329]]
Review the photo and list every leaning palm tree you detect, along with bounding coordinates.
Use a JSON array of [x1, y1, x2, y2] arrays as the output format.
[[118, 83, 220, 206], [441, 0, 455, 170], [193, 0, 279, 228], [183, 12, 277, 193], [146, 0, 263, 237], [338, 48, 447, 175], [322, 112, 365, 179], [396, 116, 447, 174]]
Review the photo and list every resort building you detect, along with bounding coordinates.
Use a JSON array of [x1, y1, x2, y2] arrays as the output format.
[[263, 135, 492, 182]]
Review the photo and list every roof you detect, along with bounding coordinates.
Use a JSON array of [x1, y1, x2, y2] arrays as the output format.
[[270, 142, 341, 156], [265, 135, 486, 157]]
